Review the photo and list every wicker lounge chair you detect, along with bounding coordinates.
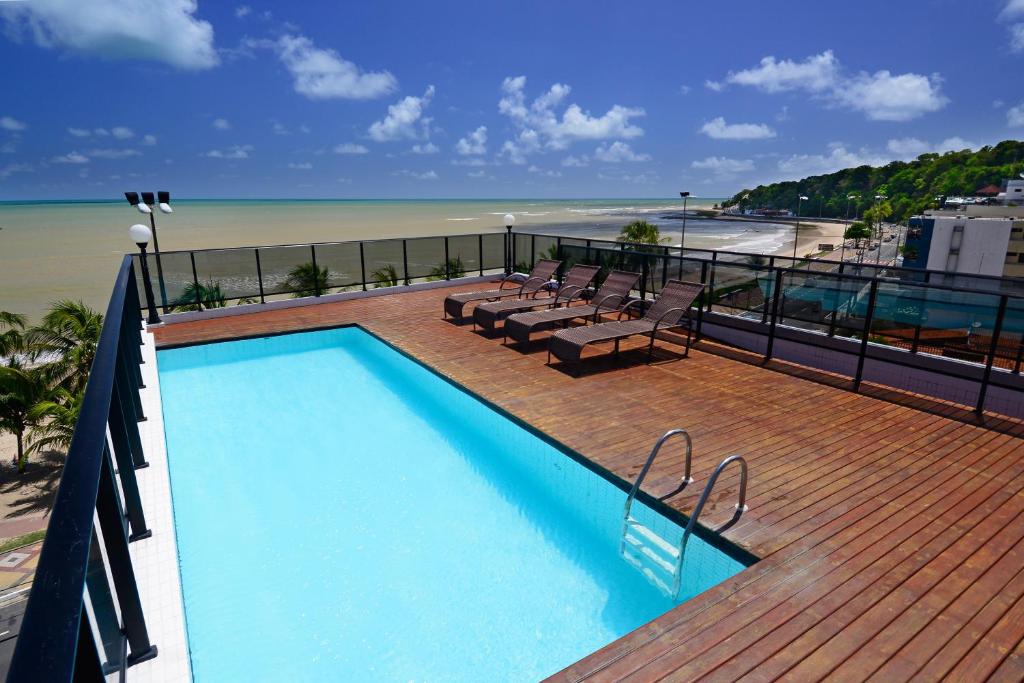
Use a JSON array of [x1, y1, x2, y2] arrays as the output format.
[[547, 280, 704, 371], [442, 259, 561, 321], [503, 270, 641, 344], [472, 264, 600, 331]]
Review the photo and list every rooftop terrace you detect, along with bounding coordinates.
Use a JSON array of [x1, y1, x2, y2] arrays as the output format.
[[153, 282, 1024, 681]]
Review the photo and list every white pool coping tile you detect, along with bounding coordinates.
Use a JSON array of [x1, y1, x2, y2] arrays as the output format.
[[128, 326, 192, 682]]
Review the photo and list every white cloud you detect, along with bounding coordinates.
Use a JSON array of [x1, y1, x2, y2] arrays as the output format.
[[334, 143, 369, 154], [1009, 103, 1024, 127], [111, 126, 134, 140], [235, 5, 251, 18], [1011, 23, 1024, 51], [0, 116, 26, 131], [776, 144, 888, 178], [393, 169, 438, 180], [691, 156, 754, 180], [561, 155, 589, 167], [699, 117, 776, 140], [272, 121, 291, 135], [1000, 2, 1024, 50], [287, 161, 312, 170], [497, 76, 645, 159], [1002, 0, 1024, 18], [679, 85, 691, 95], [451, 157, 487, 167], [276, 34, 397, 100], [52, 151, 89, 164], [410, 142, 439, 154], [141, 134, 157, 146], [704, 80, 725, 92], [528, 165, 562, 178], [834, 71, 947, 122], [68, 127, 91, 137], [500, 129, 541, 165], [213, 118, 231, 130], [206, 144, 253, 159], [725, 50, 839, 93], [593, 141, 651, 162], [455, 126, 487, 155], [0, 0, 218, 70], [86, 148, 141, 159], [717, 50, 947, 122], [0, 163, 32, 179], [886, 137, 976, 159], [467, 170, 491, 179], [368, 85, 435, 141]]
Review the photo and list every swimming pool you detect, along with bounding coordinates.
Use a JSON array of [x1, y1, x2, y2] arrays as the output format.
[[157, 326, 748, 681]]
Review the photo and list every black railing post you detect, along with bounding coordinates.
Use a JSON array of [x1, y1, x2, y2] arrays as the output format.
[[764, 268, 785, 362], [478, 234, 484, 276], [505, 227, 512, 275], [75, 608, 106, 679], [695, 260, 706, 342], [359, 242, 368, 291], [531, 234, 536, 269], [1014, 335, 1023, 374], [706, 253, 716, 312], [96, 449, 157, 666], [189, 251, 202, 311], [585, 239, 592, 264], [310, 245, 321, 296], [444, 237, 451, 280], [853, 279, 880, 392], [976, 295, 1009, 414], [402, 240, 410, 285], [255, 248, 266, 304], [762, 257, 776, 324], [661, 247, 669, 288], [116, 351, 145, 422], [108, 380, 151, 541], [639, 255, 648, 301]]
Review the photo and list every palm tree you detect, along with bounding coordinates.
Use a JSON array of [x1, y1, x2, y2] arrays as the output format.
[[26, 388, 81, 458], [27, 301, 103, 395], [0, 312, 28, 358], [427, 256, 466, 281], [0, 361, 49, 473], [371, 264, 400, 288], [170, 281, 227, 311], [285, 262, 330, 298], [617, 220, 668, 246]]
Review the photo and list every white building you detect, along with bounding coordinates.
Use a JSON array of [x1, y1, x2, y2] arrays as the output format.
[[913, 216, 1013, 276]]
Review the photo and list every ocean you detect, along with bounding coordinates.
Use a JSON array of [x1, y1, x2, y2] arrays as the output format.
[[0, 198, 795, 322]]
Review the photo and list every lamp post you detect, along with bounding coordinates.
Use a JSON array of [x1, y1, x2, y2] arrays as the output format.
[[873, 193, 887, 265], [793, 194, 808, 261], [678, 191, 690, 253], [125, 191, 173, 312], [841, 194, 858, 264], [504, 213, 516, 275], [130, 224, 161, 325]]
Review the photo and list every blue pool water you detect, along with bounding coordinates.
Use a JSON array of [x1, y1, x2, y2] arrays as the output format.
[[157, 327, 747, 681]]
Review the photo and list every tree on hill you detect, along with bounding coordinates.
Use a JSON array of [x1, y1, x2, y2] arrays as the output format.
[[723, 140, 1024, 224]]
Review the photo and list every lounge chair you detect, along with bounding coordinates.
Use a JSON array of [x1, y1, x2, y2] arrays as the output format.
[[472, 264, 601, 331], [442, 259, 561, 321], [503, 270, 641, 344], [547, 280, 704, 371]]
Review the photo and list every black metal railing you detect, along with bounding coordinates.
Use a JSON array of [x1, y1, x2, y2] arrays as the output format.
[[553, 242, 1024, 414], [8, 256, 156, 681], [133, 232, 508, 311]]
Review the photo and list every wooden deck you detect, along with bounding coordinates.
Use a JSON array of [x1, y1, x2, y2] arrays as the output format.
[[153, 284, 1024, 682]]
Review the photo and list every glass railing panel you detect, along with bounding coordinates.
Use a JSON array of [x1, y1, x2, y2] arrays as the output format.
[[189, 248, 261, 309], [446, 234, 481, 277], [363, 239, 406, 287], [254, 245, 318, 298], [404, 236, 447, 282], [313, 243, 362, 292], [481, 233, 505, 272]]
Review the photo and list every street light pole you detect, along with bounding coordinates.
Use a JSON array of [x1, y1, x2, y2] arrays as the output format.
[[873, 193, 887, 265], [125, 191, 173, 312], [129, 224, 161, 325], [678, 191, 690, 253], [504, 213, 516, 275], [793, 194, 808, 262]]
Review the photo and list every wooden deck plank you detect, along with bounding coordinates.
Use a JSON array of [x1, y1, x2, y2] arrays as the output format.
[[151, 284, 1024, 682]]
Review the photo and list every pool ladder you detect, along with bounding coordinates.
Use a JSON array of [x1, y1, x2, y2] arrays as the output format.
[[620, 429, 748, 600]]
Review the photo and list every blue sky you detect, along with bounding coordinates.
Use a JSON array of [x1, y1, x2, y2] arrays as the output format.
[[0, 0, 1021, 200]]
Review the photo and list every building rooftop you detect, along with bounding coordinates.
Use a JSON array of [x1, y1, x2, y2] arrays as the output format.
[[153, 282, 1024, 681]]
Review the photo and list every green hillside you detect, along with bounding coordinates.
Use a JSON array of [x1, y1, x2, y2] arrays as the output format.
[[724, 139, 1024, 223]]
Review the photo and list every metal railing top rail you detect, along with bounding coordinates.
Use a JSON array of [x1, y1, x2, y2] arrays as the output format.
[[8, 255, 135, 681], [522, 231, 1024, 291], [151, 230, 506, 257], [567, 242, 1024, 304]]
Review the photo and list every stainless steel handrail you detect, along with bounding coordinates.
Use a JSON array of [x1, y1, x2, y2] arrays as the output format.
[[620, 429, 693, 554], [673, 454, 748, 597]]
